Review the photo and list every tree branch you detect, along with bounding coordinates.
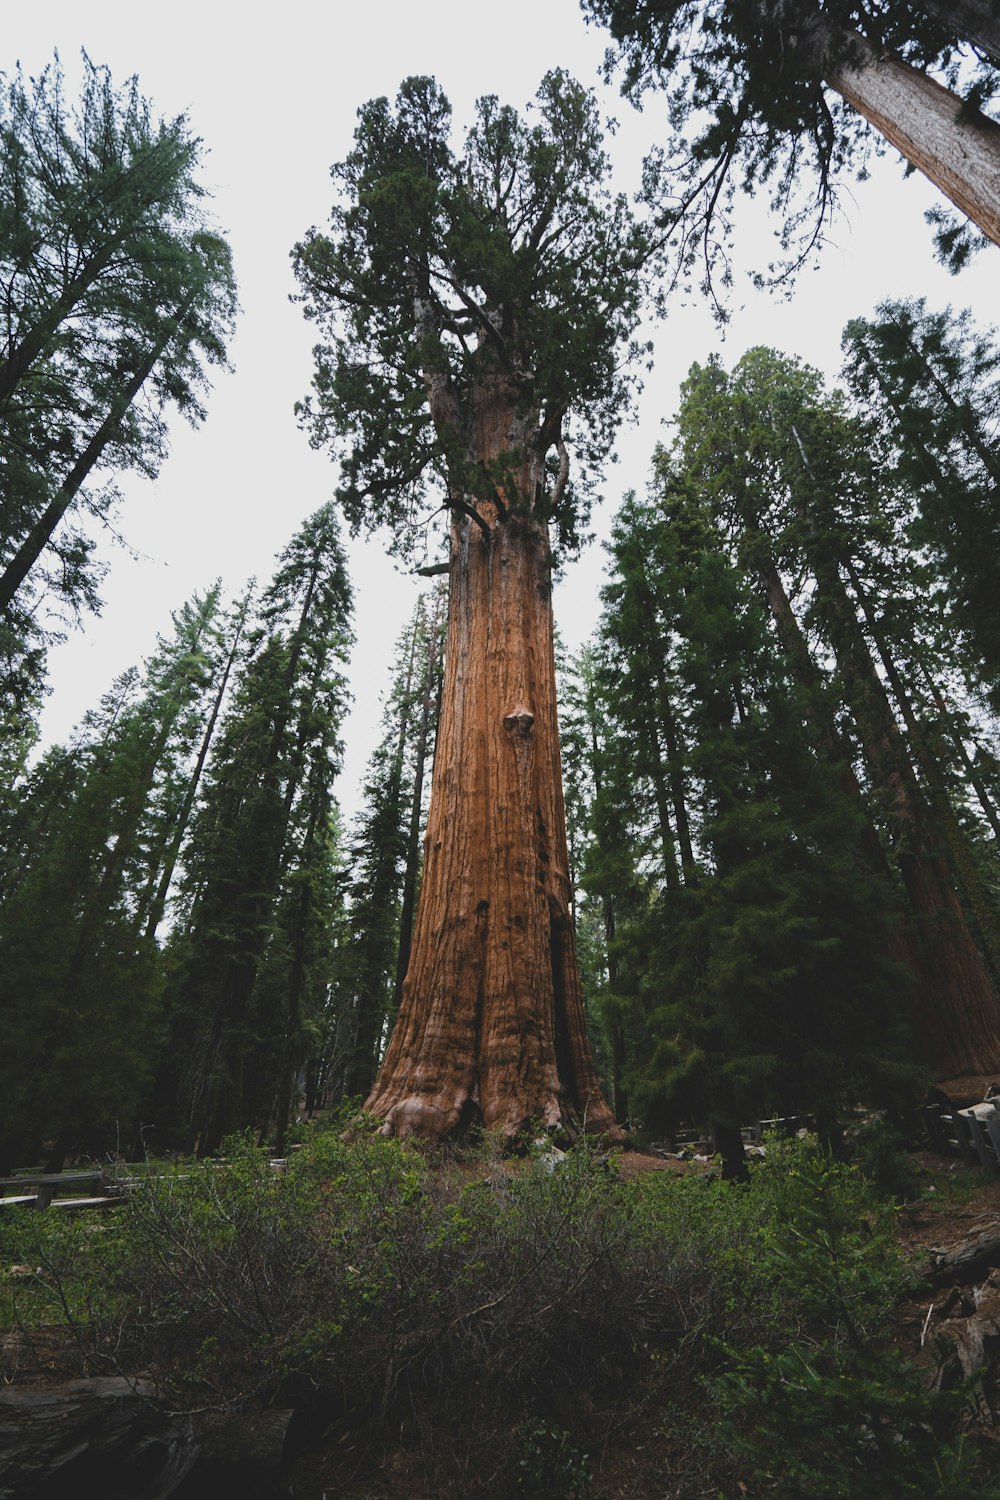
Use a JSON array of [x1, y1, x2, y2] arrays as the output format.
[[448, 496, 492, 535]]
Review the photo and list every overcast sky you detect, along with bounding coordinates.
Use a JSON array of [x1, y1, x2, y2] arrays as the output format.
[[4, 1, 996, 811]]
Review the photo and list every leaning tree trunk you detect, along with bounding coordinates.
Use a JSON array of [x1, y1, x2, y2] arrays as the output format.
[[364, 415, 620, 1145], [915, 0, 1000, 68], [814, 22, 1000, 248]]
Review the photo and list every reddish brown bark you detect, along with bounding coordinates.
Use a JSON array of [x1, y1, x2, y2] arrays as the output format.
[[364, 390, 620, 1146]]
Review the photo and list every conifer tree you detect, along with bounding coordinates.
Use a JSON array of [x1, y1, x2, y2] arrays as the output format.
[[336, 591, 444, 1100], [167, 504, 352, 1154], [0, 588, 224, 1169], [595, 476, 917, 1171], [841, 299, 1000, 707], [675, 345, 1000, 1076], [585, 0, 1000, 284], [293, 73, 655, 1143], [0, 52, 236, 703]]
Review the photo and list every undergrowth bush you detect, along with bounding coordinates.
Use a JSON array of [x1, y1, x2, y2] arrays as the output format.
[[2, 1128, 996, 1496]]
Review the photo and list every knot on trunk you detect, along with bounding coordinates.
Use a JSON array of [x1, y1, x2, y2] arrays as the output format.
[[503, 706, 534, 738]]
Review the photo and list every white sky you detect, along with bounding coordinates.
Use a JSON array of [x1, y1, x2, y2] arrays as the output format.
[[4, 1, 996, 812]]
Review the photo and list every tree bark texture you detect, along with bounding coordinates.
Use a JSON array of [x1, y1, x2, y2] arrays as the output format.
[[364, 407, 620, 1144], [819, 25, 1000, 249]]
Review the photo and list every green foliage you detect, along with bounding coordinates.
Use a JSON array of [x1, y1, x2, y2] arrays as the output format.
[[293, 70, 657, 563], [516, 1421, 592, 1499], [0, 589, 229, 1167], [591, 463, 917, 1141], [710, 1139, 979, 1499], [0, 51, 236, 699], [584, 0, 998, 297], [2, 1135, 993, 1493], [160, 503, 353, 1154], [841, 298, 1000, 711], [849, 1114, 922, 1202]]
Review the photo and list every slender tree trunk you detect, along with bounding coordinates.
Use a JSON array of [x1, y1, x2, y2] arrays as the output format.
[[274, 799, 321, 1157], [140, 591, 250, 940], [586, 708, 629, 1126], [364, 407, 620, 1144], [193, 571, 320, 1155], [0, 243, 117, 408], [815, 553, 1000, 1073], [920, 666, 1000, 842], [643, 719, 681, 892], [393, 587, 445, 1009], [345, 616, 419, 1096], [0, 332, 172, 611], [846, 563, 1000, 973], [815, 22, 1000, 248]]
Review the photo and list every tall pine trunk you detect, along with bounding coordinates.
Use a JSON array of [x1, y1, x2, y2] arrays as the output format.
[[364, 407, 619, 1143], [393, 588, 445, 1010]]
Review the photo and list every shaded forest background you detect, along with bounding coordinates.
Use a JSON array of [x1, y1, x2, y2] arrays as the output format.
[[5, 288, 1000, 1166], [3, 23, 1000, 1169]]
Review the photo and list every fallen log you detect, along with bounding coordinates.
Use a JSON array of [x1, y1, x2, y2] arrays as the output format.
[[929, 1223, 1000, 1286]]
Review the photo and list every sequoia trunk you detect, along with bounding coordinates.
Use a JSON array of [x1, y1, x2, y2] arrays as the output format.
[[815, 23, 1000, 248], [364, 446, 620, 1144]]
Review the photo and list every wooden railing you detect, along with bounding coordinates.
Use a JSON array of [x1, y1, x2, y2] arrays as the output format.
[[0, 1168, 126, 1211], [923, 1103, 1000, 1171]]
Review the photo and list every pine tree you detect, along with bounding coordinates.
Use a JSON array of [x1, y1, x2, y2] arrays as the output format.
[[675, 345, 1000, 1076], [596, 475, 917, 1173], [0, 589, 226, 1169], [166, 504, 352, 1154], [841, 299, 1000, 708], [0, 52, 236, 702]]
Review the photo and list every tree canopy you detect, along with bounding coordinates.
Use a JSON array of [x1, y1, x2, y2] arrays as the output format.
[[0, 51, 236, 705], [292, 71, 657, 565]]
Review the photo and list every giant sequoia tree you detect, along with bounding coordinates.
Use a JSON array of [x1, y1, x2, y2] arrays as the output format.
[[293, 74, 655, 1143]]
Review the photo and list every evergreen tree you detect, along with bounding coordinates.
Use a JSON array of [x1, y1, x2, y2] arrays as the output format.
[[596, 475, 917, 1173], [337, 592, 444, 1101], [841, 299, 1000, 707], [293, 73, 656, 1143], [165, 504, 352, 1155], [674, 345, 1000, 1076], [0, 588, 224, 1169], [584, 0, 1000, 287], [0, 52, 236, 705]]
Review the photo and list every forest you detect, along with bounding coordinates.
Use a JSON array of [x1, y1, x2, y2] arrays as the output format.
[[4, 5, 1000, 1496]]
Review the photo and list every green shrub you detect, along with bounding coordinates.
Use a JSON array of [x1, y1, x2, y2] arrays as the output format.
[[2, 1132, 992, 1496], [707, 1137, 986, 1498]]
